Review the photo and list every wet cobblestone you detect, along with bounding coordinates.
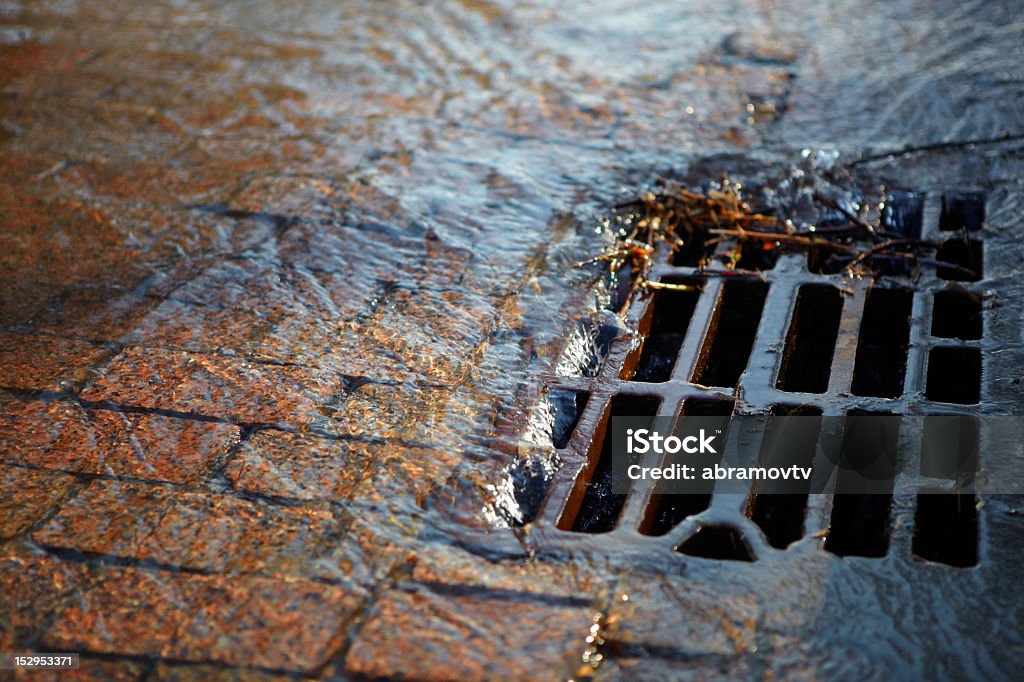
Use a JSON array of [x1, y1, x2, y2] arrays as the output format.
[[0, 546, 90, 651], [344, 586, 593, 682], [224, 430, 378, 501], [0, 467, 78, 539], [7, 402, 240, 483], [43, 566, 364, 672]]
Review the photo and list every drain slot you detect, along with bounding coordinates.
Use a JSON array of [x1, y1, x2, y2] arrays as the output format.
[[916, 416, 979, 567], [640, 490, 711, 538], [748, 405, 822, 549], [875, 190, 924, 275], [926, 347, 981, 405], [920, 415, 979, 479], [693, 281, 769, 388], [932, 289, 982, 340], [825, 412, 898, 558], [639, 398, 733, 537], [913, 493, 978, 567], [851, 288, 913, 398], [777, 285, 842, 394], [936, 238, 983, 281], [736, 242, 779, 271], [671, 234, 713, 267], [548, 389, 590, 449], [939, 192, 985, 232], [881, 190, 924, 238], [629, 282, 701, 382], [563, 394, 661, 533], [677, 525, 753, 562]]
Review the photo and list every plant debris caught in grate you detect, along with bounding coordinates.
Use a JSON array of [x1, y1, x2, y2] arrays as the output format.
[[578, 177, 980, 312], [522, 162, 990, 572]]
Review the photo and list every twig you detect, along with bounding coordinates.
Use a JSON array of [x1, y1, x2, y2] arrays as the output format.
[[813, 193, 879, 241], [708, 228, 861, 254], [645, 281, 702, 291], [916, 258, 979, 279], [845, 238, 936, 272]]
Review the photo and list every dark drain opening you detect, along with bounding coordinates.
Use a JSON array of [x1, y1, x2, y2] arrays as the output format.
[[735, 241, 779, 271], [913, 493, 978, 567], [639, 490, 711, 538], [851, 288, 913, 398], [826, 490, 894, 558], [677, 525, 754, 562], [639, 398, 732, 537], [749, 405, 822, 549], [693, 281, 769, 388], [671, 232, 713, 267], [881, 190, 924, 238], [777, 285, 842, 394], [806, 247, 851, 275], [931, 289, 982, 340], [627, 281, 701, 382], [926, 347, 981, 405], [825, 412, 898, 558], [920, 415, 979, 479], [548, 388, 590, 449], [939, 192, 985, 232], [874, 190, 924, 275], [936, 238, 983, 281], [562, 394, 661, 533]]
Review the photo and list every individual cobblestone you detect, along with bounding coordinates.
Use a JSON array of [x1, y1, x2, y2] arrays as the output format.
[[344, 585, 593, 682], [0, 466, 78, 539], [131, 492, 341, 577], [34, 480, 344, 579], [32, 480, 174, 559], [0, 546, 91, 651], [0, 333, 113, 391], [41, 405, 239, 483], [43, 566, 365, 673], [224, 430, 378, 501], [80, 346, 344, 426]]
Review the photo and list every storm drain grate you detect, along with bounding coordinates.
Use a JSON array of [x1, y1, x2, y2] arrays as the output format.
[[533, 189, 990, 568]]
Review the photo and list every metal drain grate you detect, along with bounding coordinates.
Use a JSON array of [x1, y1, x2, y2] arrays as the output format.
[[533, 189, 990, 568]]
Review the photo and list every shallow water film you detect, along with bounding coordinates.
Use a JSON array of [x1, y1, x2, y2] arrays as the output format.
[[1, 0, 1023, 679]]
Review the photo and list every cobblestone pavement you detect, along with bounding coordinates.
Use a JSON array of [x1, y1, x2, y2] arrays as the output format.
[[2, 1, 1024, 680]]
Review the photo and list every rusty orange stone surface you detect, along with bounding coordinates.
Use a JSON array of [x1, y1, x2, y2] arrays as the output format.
[[224, 430, 378, 501], [344, 587, 596, 682], [0, 467, 78, 539], [42, 567, 365, 672], [0, 546, 90, 651], [3, 400, 239, 482]]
